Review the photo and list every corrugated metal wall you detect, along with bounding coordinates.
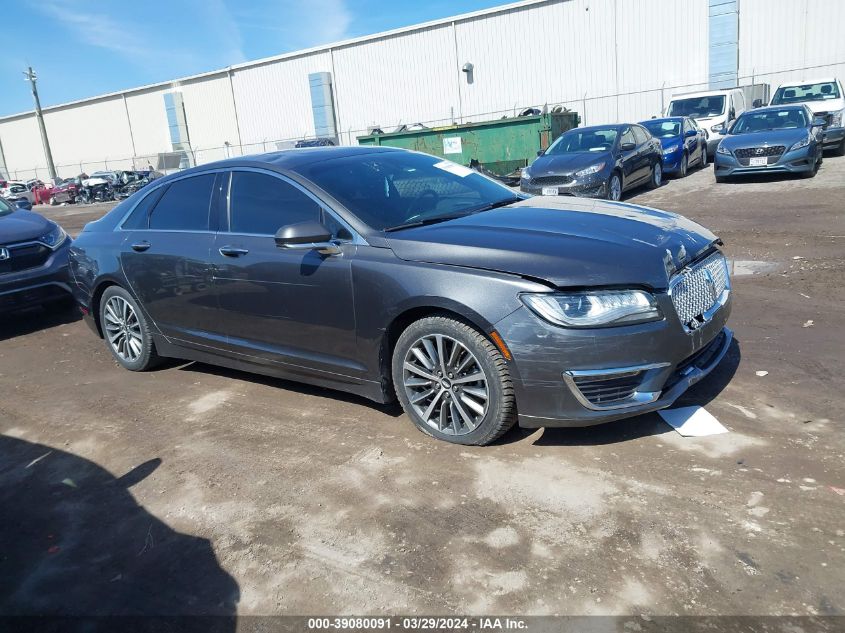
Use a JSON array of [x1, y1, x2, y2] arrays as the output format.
[[1, 0, 842, 180]]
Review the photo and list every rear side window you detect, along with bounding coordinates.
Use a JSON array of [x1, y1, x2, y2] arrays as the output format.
[[620, 127, 635, 146], [121, 186, 166, 230], [149, 174, 215, 231], [228, 171, 321, 235]]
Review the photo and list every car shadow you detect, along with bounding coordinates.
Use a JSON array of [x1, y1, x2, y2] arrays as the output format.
[[0, 302, 81, 342], [0, 435, 239, 623], [500, 337, 742, 447], [716, 171, 812, 185], [177, 361, 405, 418]]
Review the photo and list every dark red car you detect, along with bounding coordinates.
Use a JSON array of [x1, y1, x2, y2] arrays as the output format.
[[35, 180, 78, 205]]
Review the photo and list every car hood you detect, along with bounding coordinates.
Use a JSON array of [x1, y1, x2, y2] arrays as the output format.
[[0, 209, 51, 244], [530, 152, 612, 176], [721, 128, 808, 148], [386, 197, 718, 289], [785, 97, 845, 115]]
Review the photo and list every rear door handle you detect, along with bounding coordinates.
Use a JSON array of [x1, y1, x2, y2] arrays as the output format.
[[219, 246, 249, 257], [131, 241, 151, 252]]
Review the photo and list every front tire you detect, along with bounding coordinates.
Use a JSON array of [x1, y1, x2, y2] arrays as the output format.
[[679, 153, 688, 178], [832, 138, 845, 157], [648, 161, 663, 188], [700, 144, 708, 168], [99, 286, 161, 371], [607, 172, 622, 201], [392, 316, 516, 446]]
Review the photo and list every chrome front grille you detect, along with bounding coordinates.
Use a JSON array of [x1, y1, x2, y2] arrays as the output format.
[[670, 252, 730, 331]]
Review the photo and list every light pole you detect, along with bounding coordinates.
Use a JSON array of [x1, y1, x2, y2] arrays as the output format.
[[23, 66, 57, 182]]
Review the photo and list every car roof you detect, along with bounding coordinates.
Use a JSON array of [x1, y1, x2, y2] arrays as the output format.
[[642, 117, 684, 123], [566, 124, 625, 132], [199, 145, 402, 171], [775, 77, 839, 88], [670, 89, 737, 99]]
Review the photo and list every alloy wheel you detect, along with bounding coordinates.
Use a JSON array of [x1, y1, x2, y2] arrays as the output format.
[[402, 334, 489, 436], [609, 175, 622, 201], [103, 296, 143, 362]]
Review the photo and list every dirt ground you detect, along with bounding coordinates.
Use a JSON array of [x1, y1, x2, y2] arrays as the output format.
[[1, 156, 844, 620]]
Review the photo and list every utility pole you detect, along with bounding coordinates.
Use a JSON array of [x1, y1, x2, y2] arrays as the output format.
[[23, 67, 57, 182]]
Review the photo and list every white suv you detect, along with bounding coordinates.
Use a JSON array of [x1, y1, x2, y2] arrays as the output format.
[[771, 78, 845, 155], [666, 88, 747, 157]]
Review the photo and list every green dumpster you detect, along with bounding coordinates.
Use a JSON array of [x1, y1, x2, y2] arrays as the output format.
[[357, 111, 579, 181]]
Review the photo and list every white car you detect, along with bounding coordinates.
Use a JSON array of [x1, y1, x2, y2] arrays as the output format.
[[665, 88, 747, 157], [0, 180, 26, 197], [2, 183, 35, 204], [770, 78, 845, 155]]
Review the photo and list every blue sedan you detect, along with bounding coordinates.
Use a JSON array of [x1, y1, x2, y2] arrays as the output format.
[[713, 104, 824, 182], [640, 117, 707, 178]]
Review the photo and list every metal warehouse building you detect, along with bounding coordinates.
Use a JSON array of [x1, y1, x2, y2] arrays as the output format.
[[1, 0, 843, 181]]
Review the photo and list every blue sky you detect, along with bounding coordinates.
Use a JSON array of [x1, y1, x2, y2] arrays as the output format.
[[3, 0, 506, 116]]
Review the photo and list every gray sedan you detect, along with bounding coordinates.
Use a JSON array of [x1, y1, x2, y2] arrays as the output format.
[[69, 147, 732, 445]]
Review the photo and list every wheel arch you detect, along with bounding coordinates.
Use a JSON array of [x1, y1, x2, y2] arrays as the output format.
[[89, 276, 127, 338]]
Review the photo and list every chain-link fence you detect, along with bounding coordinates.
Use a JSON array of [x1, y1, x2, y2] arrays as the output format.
[[5, 59, 843, 183]]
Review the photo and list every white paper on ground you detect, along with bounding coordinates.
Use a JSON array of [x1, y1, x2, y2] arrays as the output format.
[[658, 406, 729, 437]]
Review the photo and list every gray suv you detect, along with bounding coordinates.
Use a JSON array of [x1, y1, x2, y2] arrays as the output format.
[[69, 147, 732, 445]]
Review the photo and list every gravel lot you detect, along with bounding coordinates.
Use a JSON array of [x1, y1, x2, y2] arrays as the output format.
[[1, 157, 844, 618]]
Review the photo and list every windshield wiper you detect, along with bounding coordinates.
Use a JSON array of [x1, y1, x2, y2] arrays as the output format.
[[464, 196, 521, 215], [384, 214, 469, 232]]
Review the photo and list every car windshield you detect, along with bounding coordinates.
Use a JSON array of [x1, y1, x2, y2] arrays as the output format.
[[296, 151, 519, 231], [642, 120, 681, 138], [545, 128, 617, 155], [668, 95, 726, 118], [731, 108, 808, 134], [772, 82, 841, 104], [0, 197, 12, 216]]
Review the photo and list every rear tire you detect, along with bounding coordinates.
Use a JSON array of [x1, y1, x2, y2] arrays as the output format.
[[392, 315, 517, 446], [648, 161, 663, 188], [99, 286, 161, 372]]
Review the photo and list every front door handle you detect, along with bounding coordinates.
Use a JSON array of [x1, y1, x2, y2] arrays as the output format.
[[131, 241, 151, 252], [219, 246, 249, 257]]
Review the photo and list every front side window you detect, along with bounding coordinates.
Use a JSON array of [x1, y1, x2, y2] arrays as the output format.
[[228, 171, 321, 235], [632, 126, 649, 145], [148, 174, 214, 231], [546, 128, 618, 154], [731, 108, 808, 134], [772, 82, 841, 105], [668, 95, 726, 118], [294, 151, 517, 232]]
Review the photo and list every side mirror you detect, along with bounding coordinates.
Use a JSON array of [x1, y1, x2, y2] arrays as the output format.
[[274, 221, 340, 255], [812, 117, 826, 127], [685, 129, 697, 137], [729, 109, 736, 120], [752, 99, 765, 108], [537, 149, 545, 157], [620, 142, 636, 152]]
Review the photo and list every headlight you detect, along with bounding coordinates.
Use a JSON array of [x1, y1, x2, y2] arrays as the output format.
[[663, 144, 680, 154], [521, 290, 662, 328], [831, 108, 844, 127], [711, 123, 725, 134], [39, 223, 67, 249], [716, 143, 731, 155], [574, 162, 606, 178], [790, 134, 812, 151]]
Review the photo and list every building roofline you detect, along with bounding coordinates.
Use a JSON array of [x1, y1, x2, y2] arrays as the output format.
[[0, 0, 552, 123]]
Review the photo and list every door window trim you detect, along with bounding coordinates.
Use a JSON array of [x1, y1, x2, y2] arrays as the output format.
[[222, 167, 367, 244], [116, 167, 228, 233]]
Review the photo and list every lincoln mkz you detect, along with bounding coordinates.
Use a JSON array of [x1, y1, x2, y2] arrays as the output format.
[[69, 147, 733, 445]]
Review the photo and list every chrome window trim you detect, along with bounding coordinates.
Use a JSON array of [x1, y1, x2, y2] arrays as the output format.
[[563, 362, 671, 411], [668, 252, 731, 334], [115, 168, 229, 232], [225, 167, 367, 246]]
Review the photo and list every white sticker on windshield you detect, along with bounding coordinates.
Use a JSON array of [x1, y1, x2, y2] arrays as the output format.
[[433, 160, 474, 178]]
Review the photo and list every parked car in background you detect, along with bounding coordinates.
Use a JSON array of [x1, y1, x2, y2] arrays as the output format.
[[1, 181, 27, 197], [38, 179, 79, 205], [294, 138, 336, 148], [770, 78, 845, 156], [666, 88, 747, 157], [70, 147, 733, 445], [0, 195, 72, 311], [640, 116, 707, 177], [713, 104, 824, 182], [521, 124, 664, 200], [4, 183, 36, 205]]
